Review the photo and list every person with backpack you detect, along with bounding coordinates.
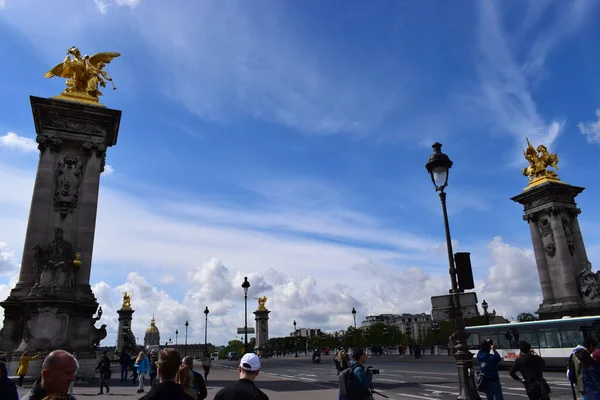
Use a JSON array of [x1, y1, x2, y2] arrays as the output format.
[[182, 356, 208, 400], [339, 348, 373, 400], [509, 341, 549, 400], [575, 349, 600, 400], [569, 337, 600, 400]]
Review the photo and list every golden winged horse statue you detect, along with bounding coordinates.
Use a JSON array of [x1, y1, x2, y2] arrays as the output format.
[[44, 46, 120, 105]]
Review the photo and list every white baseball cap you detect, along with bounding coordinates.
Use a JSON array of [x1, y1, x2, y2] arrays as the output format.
[[239, 353, 261, 371]]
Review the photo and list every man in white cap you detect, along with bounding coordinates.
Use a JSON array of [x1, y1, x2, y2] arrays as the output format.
[[213, 353, 269, 400]]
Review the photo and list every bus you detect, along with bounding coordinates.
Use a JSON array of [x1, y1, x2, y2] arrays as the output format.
[[466, 316, 600, 368]]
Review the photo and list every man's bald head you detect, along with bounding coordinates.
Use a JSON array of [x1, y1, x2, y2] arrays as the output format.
[[41, 350, 77, 395]]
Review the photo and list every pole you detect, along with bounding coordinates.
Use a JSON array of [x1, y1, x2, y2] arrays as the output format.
[[205, 313, 208, 349], [439, 190, 480, 400], [185, 323, 188, 357], [244, 292, 248, 351]]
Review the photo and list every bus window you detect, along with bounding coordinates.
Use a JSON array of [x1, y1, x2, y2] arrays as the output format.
[[467, 333, 480, 349], [561, 330, 584, 348], [519, 331, 540, 348], [539, 331, 561, 348], [496, 332, 511, 349]]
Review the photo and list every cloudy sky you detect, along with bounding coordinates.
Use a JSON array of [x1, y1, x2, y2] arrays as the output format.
[[1, 0, 600, 347]]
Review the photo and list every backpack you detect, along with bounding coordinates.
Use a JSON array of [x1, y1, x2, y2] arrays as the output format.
[[339, 366, 368, 400]]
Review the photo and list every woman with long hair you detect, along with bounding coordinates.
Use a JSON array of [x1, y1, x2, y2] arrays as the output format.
[[201, 351, 211, 381], [176, 365, 196, 399], [334, 349, 349, 375], [16, 351, 39, 387], [476, 339, 504, 400], [134, 351, 149, 394]]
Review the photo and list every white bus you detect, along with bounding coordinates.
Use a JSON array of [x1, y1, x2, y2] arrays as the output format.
[[466, 316, 600, 368]]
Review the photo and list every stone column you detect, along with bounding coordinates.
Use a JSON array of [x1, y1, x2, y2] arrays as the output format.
[[117, 308, 135, 352], [527, 216, 554, 302], [548, 210, 579, 300], [253, 309, 270, 357]]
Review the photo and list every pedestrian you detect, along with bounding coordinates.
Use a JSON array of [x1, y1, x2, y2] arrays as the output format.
[[476, 339, 504, 400], [509, 341, 550, 400], [213, 353, 269, 400], [339, 348, 372, 400], [176, 365, 197, 399], [67, 352, 78, 395], [139, 348, 193, 400], [149, 352, 159, 387], [136, 351, 150, 393], [201, 351, 211, 381], [119, 350, 130, 383], [95, 351, 111, 395], [569, 337, 599, 399], [17, 351, 40, 387], [575, 348, 600, 400], [334, 350, 349, 375], [0, 360, 18, 400], [182, 356, 207, 400], [21, 350, 77, 400]]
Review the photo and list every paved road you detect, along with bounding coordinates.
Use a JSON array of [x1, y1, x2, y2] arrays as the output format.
[[14, 355, 575, 399]]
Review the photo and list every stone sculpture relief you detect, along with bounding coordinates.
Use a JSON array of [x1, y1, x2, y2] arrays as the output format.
[[22, 307, 69, 350], [90, 324, 107, 350], [32, 228, 77, 293], [562, 216, 576, 256], [54, 154, 83, 218], [36, 135, 63, 152], [121, 325, 137, 354], [538, 218, 556, 258], [580, 261, 600, 304]]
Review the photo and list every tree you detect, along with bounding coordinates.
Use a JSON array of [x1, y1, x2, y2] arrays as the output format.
[[516, 312, 539, 322]]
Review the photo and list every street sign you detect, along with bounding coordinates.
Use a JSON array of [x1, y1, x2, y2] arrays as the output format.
[[237, 327, 255, 334], [431, 292, 479, 321]]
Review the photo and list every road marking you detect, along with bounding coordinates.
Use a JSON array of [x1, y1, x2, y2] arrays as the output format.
[[298, 377, 318, 382], [395, 392, 438, 399], [390, 369, 457, 376], [302, 374, 318, 377], [286, 369, 297, 372], [378, 378, 407, 383]]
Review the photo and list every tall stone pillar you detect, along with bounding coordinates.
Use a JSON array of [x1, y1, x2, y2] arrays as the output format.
[[117, 307, 135, 352], [512, 181, 600, 319], [0, 96, 121, 361], [253, 308, 270, 357]]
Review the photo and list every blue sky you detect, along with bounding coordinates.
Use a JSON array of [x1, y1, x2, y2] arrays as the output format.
[[1, 0, 600, 345]]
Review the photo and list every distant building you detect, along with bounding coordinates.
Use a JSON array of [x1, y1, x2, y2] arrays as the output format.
[[291, 328, 323, 338], [144, 315, 161, 347], [361, 313, 433, 342]]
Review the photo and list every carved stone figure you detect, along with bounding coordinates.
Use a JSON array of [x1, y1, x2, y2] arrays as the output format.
[[32, 228, 77, 291], [20, 307, 69, 350], [538, 218, 556, 258], [580, 262, 600, 303], [522, 138, 561, 185], [54, 154, 83, 218], [122, 292, 132, 309], [90, 324, 107, 350], [121, 325, 137, 354], [562, 216, 575, 256]]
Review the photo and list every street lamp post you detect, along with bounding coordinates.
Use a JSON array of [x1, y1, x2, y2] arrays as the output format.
[[242, 277, 251, 352], [426, 142, 480, 400], [184, 320, 189, 356], [175, 329, 179, 346], [481, 300, 496, 325], [432, 320, 440, 354], [293, 320, 299, 357], [351, 307, 357, 329], [204, 306, 210, 350]]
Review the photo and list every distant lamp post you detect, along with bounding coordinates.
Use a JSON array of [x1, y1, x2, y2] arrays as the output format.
[[204, 306, 210, 350], [175, 329, 179, 346], [293, 320, 299, 357], [242, 277, 251, 351], [426, 142, 480, 400], [482, 300, 496, 325], [432, 320, 440, 351], [352, 307, 357, 329], [184, 320, 189, 356]]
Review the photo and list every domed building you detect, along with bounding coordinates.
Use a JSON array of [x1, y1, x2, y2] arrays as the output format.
[[144, 315, 161, 347]]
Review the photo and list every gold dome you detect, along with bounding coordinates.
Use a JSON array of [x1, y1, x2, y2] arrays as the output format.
[[145, 315, 160, 335]]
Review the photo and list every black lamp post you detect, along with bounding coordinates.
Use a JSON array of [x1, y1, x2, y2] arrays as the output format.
[[426, 142, 480, 400], [204, 306, 210, 350], [432, 320, 440, 351], [293, 320, 299, 357], [242, 277, 251, 352], [175, 329, 179, 346], [351, 307, 357, 329], [184, 320, 189, 356], [481, 300, 496, 325]]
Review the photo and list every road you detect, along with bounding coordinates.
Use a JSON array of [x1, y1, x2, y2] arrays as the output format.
[[14, 355, 575, 399]]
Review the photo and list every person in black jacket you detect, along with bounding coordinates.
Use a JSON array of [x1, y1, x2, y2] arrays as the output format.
[[509, 341, 548, 400], [0, 360, 18, 400], [213, 353, 269, 400], [95, 352, 111, 395], [140, 348, 191, 400], [119, 350, 130, 383], [182, 356, 207, 400]]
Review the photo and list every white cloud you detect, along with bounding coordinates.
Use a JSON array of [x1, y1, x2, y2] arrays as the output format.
[[475, 0, 593, 158], [94, 0, 140, 14], [578, 109, 600, 144], [0, 132, 37, 153], [103, 165, 114, 175], [0, 0, 5, 8], [0, 242, 18, 276], [159, 275, 174, 285]]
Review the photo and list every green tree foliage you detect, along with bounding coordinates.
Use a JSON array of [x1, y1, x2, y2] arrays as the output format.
[[218, 339, 244, 359], [517, 312, 539, 322]]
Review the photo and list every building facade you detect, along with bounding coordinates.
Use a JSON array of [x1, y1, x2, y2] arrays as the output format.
[[144, 316, 161, 347], [361, 313, 433, 342]]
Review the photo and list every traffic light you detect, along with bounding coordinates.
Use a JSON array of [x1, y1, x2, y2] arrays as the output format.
[[454, 252, 475, 291]]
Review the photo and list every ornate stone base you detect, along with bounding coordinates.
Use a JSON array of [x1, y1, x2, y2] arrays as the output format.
[[537, 298, 600, 320], [52, 91, 104, 107], [254, 309, 270, 357]]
